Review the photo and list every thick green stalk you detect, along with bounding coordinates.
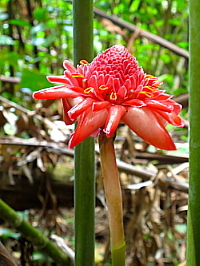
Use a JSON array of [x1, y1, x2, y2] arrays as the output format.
[[0, 199, 71, 266], [73, 0, 95, 266], [73, 0, 93, 65], [187, 0, 200, 265], [74, 140, 95, 266], [99, 132, 125, 266]]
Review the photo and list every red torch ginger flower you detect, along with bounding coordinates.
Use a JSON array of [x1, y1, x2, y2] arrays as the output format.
[[33, 45, 184, 150]]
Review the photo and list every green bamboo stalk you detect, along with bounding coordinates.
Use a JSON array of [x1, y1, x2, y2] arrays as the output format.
[[0, 199, 72, 266], [74, 140, 95, 266], [73, 0, 93, 64], [99, 132, 125, 266], [73, 0, 95, 266], [187, 0, 200, 265]]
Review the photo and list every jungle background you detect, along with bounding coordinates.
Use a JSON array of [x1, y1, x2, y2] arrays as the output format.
[[0, 0, 189, 265]]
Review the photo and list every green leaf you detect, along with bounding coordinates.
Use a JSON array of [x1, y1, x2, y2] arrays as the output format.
[[160, 53, 171, 64], [177, 41, 189, 49], [0, 228, 20, 239], [169, 18, 181, 26], [8, 19, 31, 27], [33, 7, 48, 22], [20, 67, 51, 92], [130, 0, 141, 12]]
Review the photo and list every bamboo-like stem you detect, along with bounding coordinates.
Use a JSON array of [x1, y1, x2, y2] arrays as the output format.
[[187, 0, 200, 265], [73, 0, 93, 65], [73, 0, 95, 266], [0, 199, 72, 266], [99, 132, 125, 266], [74, 140, 95, 266]]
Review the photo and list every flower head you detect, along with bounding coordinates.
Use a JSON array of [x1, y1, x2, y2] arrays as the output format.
[[33, 45, 184, 150]]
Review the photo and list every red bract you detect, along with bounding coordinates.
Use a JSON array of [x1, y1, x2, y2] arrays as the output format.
[[33, 45, 184, 150]]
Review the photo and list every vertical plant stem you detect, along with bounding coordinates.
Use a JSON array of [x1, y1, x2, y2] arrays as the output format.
[[99, 132, 125, 266], [187, 0, 200, 265], [73, 0, 93, 64], [74, 140, 95, 266], [73, 1, 95, 266]]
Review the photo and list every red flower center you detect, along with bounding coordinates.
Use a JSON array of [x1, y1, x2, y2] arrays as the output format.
[[73, 45, 161, 105]]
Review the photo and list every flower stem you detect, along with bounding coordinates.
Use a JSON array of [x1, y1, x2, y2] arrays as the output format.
[[187, 0, 200, 264], [99, 132, 125, 266], [73, 0, 95, 266]]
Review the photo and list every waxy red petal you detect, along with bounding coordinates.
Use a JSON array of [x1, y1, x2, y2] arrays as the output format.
[[165, 100, 182, 114], [68, 108, 107, 148], [106, 76, 115, 91], [134, 84, 143, 96], [88, 75, 98, 89], [123, 99, 146, 107], [92, 101, 111, 111], [68, 98, 95, 120], [62, 99, 75, 125], [64, 71, 80, 86], [33, 86, 81, 99], [63, 60, 77, 72], [122, 107, 176, 150], [47, 76, 72, 85], [151, 93, 172, 101], [116, 85, 127, 102], [155, 110, 184, 127], [104, 105, 126, 137], [145, 100, 173, 112]]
